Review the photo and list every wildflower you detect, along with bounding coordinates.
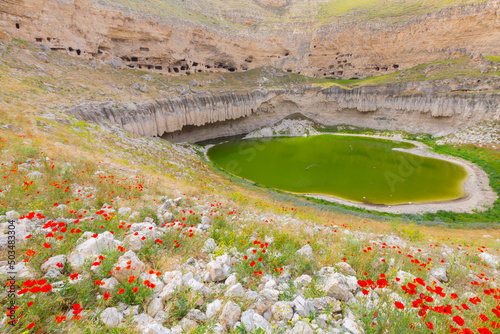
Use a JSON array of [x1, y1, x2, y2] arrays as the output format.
[[452, 316, 464, 326], [118, 288, 125, 294], [395, 301, 405, 310]]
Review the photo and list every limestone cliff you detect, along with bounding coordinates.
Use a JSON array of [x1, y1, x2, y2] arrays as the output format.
[[67, 82, 500, 142], [0, 0, 499, 79]]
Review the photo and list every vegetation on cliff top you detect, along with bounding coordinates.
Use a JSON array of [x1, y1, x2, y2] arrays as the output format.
[[101, 0, 492, 29]]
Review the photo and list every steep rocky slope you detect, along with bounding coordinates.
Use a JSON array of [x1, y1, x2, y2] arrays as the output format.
[[68, 81, 500, 142], [1, 0, 499, 79]]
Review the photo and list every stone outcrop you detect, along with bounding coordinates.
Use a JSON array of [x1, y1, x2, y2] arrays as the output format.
[[0, 0, 499, 79], [67, 81, 500, 142]]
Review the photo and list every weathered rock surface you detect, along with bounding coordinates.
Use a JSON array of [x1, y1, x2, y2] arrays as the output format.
[[67, 82, 500, 143], [2, 0, 500, 80]]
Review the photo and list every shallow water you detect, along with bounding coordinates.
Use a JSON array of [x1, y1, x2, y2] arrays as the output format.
[[207, 135, 468, 205]]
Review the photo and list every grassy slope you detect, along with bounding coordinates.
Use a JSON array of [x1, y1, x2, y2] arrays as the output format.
[[100, 0, 493, 28], [1, 39, 500, 333]]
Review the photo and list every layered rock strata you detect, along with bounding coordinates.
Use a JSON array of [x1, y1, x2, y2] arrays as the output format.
[[67, 82, 500, 142], [0, 0, 499, 79]]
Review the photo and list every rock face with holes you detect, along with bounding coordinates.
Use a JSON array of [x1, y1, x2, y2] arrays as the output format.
[[1, 0, 500, 79]]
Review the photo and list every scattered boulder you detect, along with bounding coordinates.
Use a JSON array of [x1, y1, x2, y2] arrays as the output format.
[[271, 301, 294, 322], [147, 298, 164, 317], [186, 309, 207, 323], [336, 262, 356, 275], [293, 295, 314, 317], [219, 301, 241, 330], [296, 244, 313, 258], [67, 232, 120, 268], [206, 299, 223, 319], [313, 296, 341, 314], [112, 250, 146, 283], [203, 238, 217, 253], [295, 274, 312, 287], [292, 321, 313, 334], [224, 283, 245, 298], [100, 277, 119, 292], [430, 267, 448, 283], [241, 309, 255, 331], [101, 307, 123, 327], [342, 318, 364, 334], [41, 255, 66, 272], [206, 260, 229, 282], [322, 273, 352, 302]]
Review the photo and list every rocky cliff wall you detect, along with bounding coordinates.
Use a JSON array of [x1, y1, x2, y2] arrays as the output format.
[[0, 0, 499, 79], [67, 83, 500, 142]]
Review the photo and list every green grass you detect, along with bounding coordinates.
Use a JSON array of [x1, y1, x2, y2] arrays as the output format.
[[101, 0, 492, 30], [484, 55, 500, 62], [317, 0, 491, 24]]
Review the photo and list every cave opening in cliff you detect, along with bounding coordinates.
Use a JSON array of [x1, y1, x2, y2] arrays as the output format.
[[393, 64, 399, 69], [76, 49, 81, 55], [15, 23, 20, 29], [155, 66, 162, 70], [173, 67, 179, 73], [131, 57, 138, 62], [192, 62, 198, 66], [228, 68, 236, 72], [69, 47, 73, 52], [36, 38, 43, 42]]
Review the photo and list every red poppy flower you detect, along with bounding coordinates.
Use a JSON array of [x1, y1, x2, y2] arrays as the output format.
[[394, 301, 404, 310], [452, 316, 464, 326]]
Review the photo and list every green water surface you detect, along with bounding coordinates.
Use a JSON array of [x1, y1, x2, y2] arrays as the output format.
[[207, 135, 468, 205]]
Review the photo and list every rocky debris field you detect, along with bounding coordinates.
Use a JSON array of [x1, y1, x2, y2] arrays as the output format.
[[436, 122, 500, 148], [0, 117, 499, 334]]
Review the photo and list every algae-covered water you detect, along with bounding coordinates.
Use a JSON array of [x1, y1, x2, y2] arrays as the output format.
[[207, 135, 468, 205]]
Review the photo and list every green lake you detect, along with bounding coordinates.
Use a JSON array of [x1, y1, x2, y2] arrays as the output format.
[[207, 135, 468, 205]]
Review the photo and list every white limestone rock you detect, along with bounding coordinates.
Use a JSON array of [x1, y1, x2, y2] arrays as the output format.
[[111, 250, 145, 283], [101, 307, 123, 327], [219, 301, 241, 330], [67, 232, 120, 268], [41, 255, 66, 272], [206, 299, 223, 319], [296, 244, 313, 258]]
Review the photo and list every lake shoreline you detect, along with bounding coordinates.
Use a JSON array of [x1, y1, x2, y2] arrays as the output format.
[[202, 131, 497, 214], [304, 134, 497, 214]]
